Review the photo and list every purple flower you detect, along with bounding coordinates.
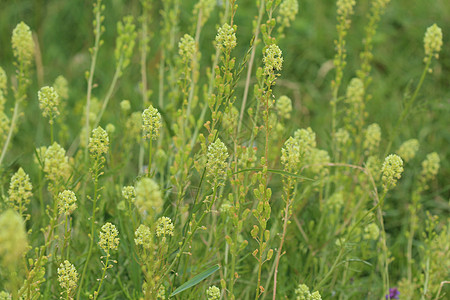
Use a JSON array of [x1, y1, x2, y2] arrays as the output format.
[[385, 287, 400, 299]]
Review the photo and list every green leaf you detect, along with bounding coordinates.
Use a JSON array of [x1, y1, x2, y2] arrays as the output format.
[[170, 265, 220, 297]]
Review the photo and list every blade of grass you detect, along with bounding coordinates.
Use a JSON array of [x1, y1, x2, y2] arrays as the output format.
[[170, 264, 220, 297]]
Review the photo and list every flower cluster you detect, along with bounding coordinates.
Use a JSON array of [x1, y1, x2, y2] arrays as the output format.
[[366, 155, 382, 181], [309, 149, 331, 176], [193, 0, 216, 26], [281, 137, 301, 171], [88, 126, 109, 159], [205, 138, 229, 186], [0, 209, 28, 265], [156, 216, 174, 237], [263, 44, 283, 76], [206, 286, 220, 300], [120, 99, 131, 112], [38, 86, 60, 123], [115, 16, 137, 70], [126, 111, 142, 142], [335, 128, 350, 150], [423, 24, 443, 63], [381, 154, 404, 191], [142, 105, 162, 140], [294, 284, 322, 300], [98, 222, 120, 253], [57, 260, 78, 298], [106, 123, 115, 134], [216, 23, 237, 52], [57, 190, 77, 216], [134, 224, 152, 249], [336, 0, 356, 17], [419, 152, 440, 188], [12, 22, 34, 66], [294, 127, 316, 153], [278, 0, 299, 28], [363, 223, 380, 240], [135, 177, 163, 217], [53, 75, 69, 100], [276, 95, 293, 119], [178, 34, 196, 63], [346, 77, 364, 104], [396, 139, 419, 163], [44, 142, 70, 185], [8, 167, 33, 215], [122, 186, 136, 203], [363, 123, 381, 155]]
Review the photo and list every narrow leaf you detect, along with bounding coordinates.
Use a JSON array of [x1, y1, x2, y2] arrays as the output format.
[[170, 264, 220, 297]]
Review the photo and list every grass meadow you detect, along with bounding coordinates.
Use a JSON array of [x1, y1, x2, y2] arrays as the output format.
[[0, 0, 449, 299]]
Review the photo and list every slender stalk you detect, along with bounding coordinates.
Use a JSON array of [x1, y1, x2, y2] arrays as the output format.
[[93, 56, 124, 129], [159, 185, 219, 292], [272, 188, 292, 299], [421, 257, 430, 300], [85, 0, 103, 160], [385, 57, 431, 155], [184, 10, 202, 129], [0, 100, 20, 166], [237, 0, 265, 135], [50, 121, 54, 144], [77, 164, 100, 300], [139, 4, 150, 174], [377, 192, 390, 299], [147, 138, 152, 177], [94, 251, 110, 300]]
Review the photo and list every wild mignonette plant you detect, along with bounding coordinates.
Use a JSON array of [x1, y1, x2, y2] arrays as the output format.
[[0, 0, 447, 299]]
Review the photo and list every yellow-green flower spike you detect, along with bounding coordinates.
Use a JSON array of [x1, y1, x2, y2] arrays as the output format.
[[135, 177, 163, 217], [206, 138, 229, 185], [53, 75, 69, 100], [278, 0, 299, 28], [424, 23, 443, 64], [8, 167, 33, 215], [134, 224, 152, 249], [0, 209, 28, 265], [57, 190, 77, 216], [38, 86, 60, 124], [381, 154, 404, 191], [263, 44, 283, 76], [206, 286, 220, 300], [142, 105, 162, 140], [156, 216, 174, 237], [396, 139, 419, 163], [88, 126, 109, 158], [178, 34, 196, 63], [98, 222, 120, 252], [276, 95, 293, 119], [57, 260, 78, 298], [12, 22, 35, 67], [216, 23, 237, 52]]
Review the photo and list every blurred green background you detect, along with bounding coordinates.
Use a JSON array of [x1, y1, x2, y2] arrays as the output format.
[[0, 0, 448, 205]]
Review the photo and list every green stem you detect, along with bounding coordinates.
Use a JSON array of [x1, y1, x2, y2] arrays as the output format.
[[94, 252, 110, 300], [50, 121, 54, 144], [237, 0, 265, 135], [160, 185, 218, 292], [85, 0, 103, 160], [421, 257, 430, 300], [385, 57, 431, 156], [148, 138, 152, 177], [0, 100, 20, 166], [94, 57, 124, 129], [77, 164, 100, 300]]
